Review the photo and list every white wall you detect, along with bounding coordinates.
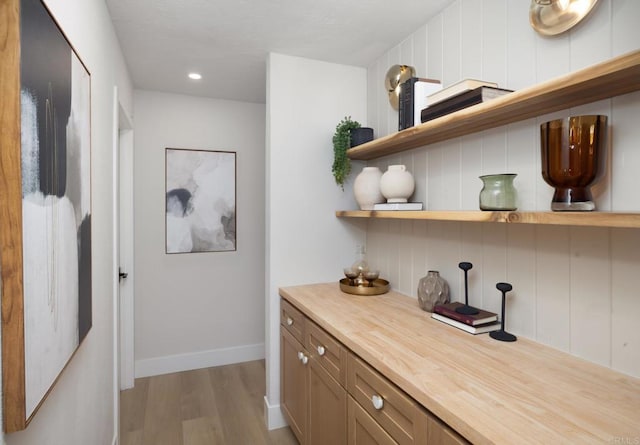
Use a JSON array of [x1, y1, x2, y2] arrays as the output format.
[[133, 91, 267, 377], [265, 53, 367, 428], [365, 0, 640, 377], [1, 0, 133, 443]]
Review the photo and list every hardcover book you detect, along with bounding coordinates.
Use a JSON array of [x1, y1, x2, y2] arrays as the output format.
[[433, 302, 498, 326], [373, 202, 423, 211], [431, 313, 501, 334], [420, 86, 513, 123], [426, 78, 498, 106]]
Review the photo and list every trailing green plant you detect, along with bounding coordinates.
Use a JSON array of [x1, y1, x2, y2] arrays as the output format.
[[332, 116, 361, 189]]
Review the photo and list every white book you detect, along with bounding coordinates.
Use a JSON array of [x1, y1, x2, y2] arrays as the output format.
[[413, 81, 442, 127], [373, 202, 423, 211], [431, 312, 501, 334], [426, 78, 499, 106]]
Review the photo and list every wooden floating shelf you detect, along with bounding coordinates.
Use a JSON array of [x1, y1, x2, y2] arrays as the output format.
[[347, 49, 640, 161], [335, 210, 640, 229]]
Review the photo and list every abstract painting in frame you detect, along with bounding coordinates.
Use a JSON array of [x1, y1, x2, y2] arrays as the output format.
[[0, 0, 92, 432], [165, 148, 237, 253]]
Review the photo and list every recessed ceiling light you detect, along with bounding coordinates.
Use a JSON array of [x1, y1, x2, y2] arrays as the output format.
[[188, 72, 202, 80]]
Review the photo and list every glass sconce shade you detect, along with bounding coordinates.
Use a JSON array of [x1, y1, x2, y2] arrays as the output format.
[[540, 115, 607, 211]]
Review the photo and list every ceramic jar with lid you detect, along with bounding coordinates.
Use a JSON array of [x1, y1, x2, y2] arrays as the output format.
[[379, 164, 415, 203]]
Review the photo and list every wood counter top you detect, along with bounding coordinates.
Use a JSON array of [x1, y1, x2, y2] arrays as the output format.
[[279, 283, 640, 445]]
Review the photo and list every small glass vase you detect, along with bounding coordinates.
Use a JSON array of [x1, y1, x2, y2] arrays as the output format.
[[479, 174, 517, 211], [417, 271, 450, 312]]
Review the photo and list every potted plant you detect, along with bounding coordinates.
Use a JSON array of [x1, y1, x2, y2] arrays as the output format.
[[332, 116, 361, 189]]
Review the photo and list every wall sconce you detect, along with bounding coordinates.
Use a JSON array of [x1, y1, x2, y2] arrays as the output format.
[[530, 0, 599, 36], [384, 64, 415, 110]]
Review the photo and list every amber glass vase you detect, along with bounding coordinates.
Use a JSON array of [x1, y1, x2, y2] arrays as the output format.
[[540, 115, 607, 211]]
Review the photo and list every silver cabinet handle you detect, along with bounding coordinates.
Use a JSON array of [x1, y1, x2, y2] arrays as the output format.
[[317, 345, 326, 356], [286, 317, 293, 326], [300, 355, 309, 365], [371, 394, 384, 410]]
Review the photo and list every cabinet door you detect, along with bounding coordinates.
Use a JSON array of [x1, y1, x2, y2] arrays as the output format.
[[427, 416, 470, 445], [281, 327, 308, 444], [308, 356, 347, 445], [348, 396, 397, 445]]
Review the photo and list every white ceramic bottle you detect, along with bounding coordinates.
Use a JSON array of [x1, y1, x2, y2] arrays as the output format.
[[353, 166, 384, 210], [379, 164, 415, 203]]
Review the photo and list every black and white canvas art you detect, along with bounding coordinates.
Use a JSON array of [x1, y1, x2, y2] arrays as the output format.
[[165, 148, 236, 253], [20, 0, 92, 420]]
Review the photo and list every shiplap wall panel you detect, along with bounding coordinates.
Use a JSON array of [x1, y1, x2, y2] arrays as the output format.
[[611, 229, 640, 375], [481, 0, 507, 86], [442, 3, 462, 87], [413, 25, 428, 81], [461, 0, 482, 80], [506, 225, 537, 338], [570, 227, 612, 367], [611, 91, 640, 211], [427, 14, 444, 88], [535, 226, 572, 352], [506, 1, 536, 90], [613, 0, 640, 56], [460, 135, 482, 209], [506, 120, 537, 211], [363, 0, 640, 377]]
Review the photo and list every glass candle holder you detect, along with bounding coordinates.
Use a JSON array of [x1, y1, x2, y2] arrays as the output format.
[[540, 115, 607, 211]]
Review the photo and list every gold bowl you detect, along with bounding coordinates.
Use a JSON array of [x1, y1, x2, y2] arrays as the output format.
[[339, 278, 390, 296]]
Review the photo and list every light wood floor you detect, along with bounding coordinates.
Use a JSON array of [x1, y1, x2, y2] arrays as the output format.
[[120, 360, 298, 445]]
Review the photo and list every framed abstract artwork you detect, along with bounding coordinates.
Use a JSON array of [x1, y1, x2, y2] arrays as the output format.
[[0, 0, 92, 432], [165, 148, 237, 253]]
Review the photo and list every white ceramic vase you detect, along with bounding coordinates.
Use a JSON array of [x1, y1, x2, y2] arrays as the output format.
[[380, 165, 415, 203], [353, 167, 384, 210]]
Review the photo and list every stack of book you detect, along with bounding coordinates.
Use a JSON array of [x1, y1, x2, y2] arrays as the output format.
[[398, 77, 442, 131], [373, 202, 423, 211], [431, 302, 501, 334], [420, 78, 513, 123]]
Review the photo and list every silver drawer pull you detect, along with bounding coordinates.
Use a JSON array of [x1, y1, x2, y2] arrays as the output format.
[[286, 317, 294, 326], [317, 345, 326, 356], [297, 351, 304, 360], [300, 354, 309, 365], [371, 394, 384, 410]]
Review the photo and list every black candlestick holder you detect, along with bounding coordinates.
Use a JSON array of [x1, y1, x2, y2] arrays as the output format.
[[490, 282, 517, 342], [455, 262, 480, 315]]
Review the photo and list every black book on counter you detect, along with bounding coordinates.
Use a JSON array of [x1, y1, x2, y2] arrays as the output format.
[[420, 86, 513, 123]]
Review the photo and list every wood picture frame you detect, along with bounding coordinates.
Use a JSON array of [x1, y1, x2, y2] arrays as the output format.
[[0, 0, 92, 432], [165, 148, 237, 253]]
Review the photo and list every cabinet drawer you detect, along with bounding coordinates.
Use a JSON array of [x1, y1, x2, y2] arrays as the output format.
[[347, 354, 428, 445], [281, 298, 305, 343], [306, 319, 347, 386]]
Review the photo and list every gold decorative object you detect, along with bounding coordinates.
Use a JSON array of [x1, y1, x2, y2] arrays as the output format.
[[529, 0, 599, 36], [339, 278, 390, 296], [384, 64, 416, 110]]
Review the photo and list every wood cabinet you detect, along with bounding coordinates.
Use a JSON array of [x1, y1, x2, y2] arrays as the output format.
[[281, 298, 468, 445], [280, 325, 308, 442], [280, 300, 347, 445]]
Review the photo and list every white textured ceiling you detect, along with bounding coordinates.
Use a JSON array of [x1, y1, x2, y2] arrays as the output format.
[[106, 0, 452, 104]]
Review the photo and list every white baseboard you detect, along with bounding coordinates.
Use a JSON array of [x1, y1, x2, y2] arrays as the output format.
[[135, 343, 265, 378], [264, 395, 288, 430]]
